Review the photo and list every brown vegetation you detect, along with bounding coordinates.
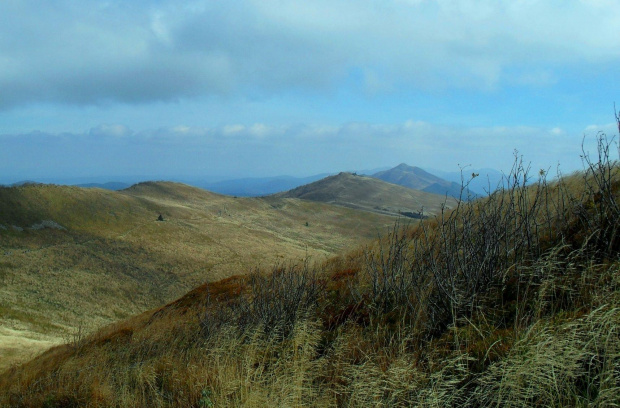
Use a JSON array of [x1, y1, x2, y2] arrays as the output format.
[[1, 133, 619, 407], [0, 182, 397, 371]]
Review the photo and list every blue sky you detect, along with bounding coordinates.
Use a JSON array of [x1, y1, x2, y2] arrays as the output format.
[[1, 0, 619, 183]]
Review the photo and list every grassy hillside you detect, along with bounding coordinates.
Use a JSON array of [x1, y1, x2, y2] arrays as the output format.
[[277, 172, 455, 217], [1, 134, 618, 407], [0, 182, 398, 371]]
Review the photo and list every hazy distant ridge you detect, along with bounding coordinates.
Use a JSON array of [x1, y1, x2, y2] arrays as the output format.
[[197, 174, 330, 197], [372, 163, 475, 198]]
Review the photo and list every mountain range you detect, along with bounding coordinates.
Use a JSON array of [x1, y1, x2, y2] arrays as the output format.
[[3, 163, 492, 198]]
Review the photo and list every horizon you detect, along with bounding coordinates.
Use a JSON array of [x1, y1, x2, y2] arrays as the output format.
[[0, 163, 500, 188], [2, 1, 619, 182]]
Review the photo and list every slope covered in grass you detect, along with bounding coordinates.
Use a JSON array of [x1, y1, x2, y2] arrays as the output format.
[[277, 172, 455, 217], [1, 135, 619, 407], [0, 181, 398, 371]]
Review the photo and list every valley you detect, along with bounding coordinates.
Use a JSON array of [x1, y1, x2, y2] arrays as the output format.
[[0, 166, 461, 373], [0, 180, 413, 371]]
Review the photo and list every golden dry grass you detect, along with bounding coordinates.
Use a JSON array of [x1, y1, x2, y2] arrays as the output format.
[[2, 135, 619, 406], [1, 254, 616, 407], [0, 181, 402, 371]]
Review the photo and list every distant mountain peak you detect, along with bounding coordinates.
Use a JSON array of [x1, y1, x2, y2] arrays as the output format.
[[372, 164, 468, 199]]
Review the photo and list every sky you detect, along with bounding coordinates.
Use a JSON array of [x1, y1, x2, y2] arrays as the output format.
[[1, 0, 620, 184]]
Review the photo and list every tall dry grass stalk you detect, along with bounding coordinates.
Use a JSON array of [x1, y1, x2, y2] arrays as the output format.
[[474, 305, 620, 407]]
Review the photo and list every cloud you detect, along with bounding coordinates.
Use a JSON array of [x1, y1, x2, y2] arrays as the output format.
[[89, 124, 134, 139], [585, 122, 618, 134], [550, 127, 564, 136], [222, 124, 246, 136], [1, 0, 619, 109], [2, 119, 607, 183]]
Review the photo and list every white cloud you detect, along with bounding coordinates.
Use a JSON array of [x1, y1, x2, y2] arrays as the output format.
[[584, 122, 618, 135], [248, 124, 270, 138], [89, 124, 133, 138], [150, 11, 173, 47], [1, 0, 619, 108], [171, 125, 192, 134], [222, 124, 246, 135]]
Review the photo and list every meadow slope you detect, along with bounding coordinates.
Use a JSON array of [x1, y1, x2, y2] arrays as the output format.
[[276, 172, 455, 217], [0, 181, 400, 371]]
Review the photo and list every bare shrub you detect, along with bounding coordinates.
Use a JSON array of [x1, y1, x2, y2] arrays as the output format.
[[200, 260, 324, 340], [360, 131, 619, 338], [238, 260, 323, 338]]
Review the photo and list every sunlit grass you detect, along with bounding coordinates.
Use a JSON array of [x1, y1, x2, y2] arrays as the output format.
[[0, 181, 398, 371], [1, 134, 619, 406]]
